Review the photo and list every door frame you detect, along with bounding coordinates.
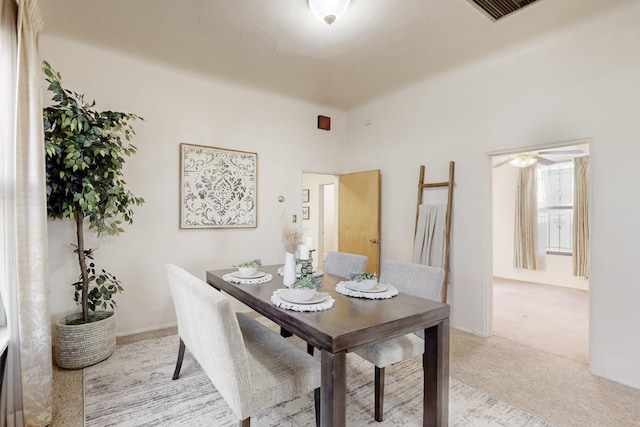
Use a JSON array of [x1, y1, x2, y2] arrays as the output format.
[[484, 139, 591, 341]]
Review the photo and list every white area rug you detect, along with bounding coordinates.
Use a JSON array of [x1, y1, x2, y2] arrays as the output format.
[[84, 334, 554, 426]]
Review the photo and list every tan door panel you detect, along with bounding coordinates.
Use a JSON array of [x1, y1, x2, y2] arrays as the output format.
[[338, 170, 381, 274]]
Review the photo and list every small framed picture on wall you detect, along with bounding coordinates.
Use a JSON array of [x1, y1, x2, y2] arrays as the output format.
[[302, 206, 310, 220], [302, 189, 310, 203]]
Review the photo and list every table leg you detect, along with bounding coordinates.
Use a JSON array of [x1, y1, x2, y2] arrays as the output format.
[[320, 349, 346, 427], [280, 327, 292, 338], [423, 317, 449, 427]]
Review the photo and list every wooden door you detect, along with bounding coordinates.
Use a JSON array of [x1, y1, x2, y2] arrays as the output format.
[[338, 170, 381, 274]]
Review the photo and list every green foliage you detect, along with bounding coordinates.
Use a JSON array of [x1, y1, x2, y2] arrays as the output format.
[[42, 60, 144, 322], [42, 60, 144, 236], [348, 272, 377, 282], [235, 259, 262, 267], [71, 248, 123, 312], [291, 275, 321, 289]]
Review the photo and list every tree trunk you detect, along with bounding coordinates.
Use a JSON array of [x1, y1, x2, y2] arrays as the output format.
[[75, 209, 90, 322]]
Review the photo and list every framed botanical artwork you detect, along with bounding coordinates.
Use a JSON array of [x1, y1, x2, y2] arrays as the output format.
[[179, 143, 257, 228], [302, 206, 310, 220], [302, 189, 310, 203]]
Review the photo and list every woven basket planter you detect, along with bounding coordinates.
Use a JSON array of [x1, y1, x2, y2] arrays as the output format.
[[55, 311, 115, 369]]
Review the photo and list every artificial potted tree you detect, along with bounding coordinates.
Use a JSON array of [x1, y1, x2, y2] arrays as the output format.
[[42, 61, 144, 369]]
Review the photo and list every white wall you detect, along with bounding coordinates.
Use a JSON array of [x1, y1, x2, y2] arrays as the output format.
[[492, 160, 589, 290], [42, 36, 347, 336], [345, 3, 640, 388]]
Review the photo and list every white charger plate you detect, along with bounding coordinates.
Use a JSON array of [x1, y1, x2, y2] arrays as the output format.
[[280, 292, 328, 305], [231, 271, 266, 279], [345, 281, 388, 293]]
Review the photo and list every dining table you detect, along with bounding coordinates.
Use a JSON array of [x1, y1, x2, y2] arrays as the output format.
[[206, 264, 450, 427]]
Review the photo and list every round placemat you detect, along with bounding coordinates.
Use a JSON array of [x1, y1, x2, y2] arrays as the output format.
[[271, 288, 334, 312], [335, 281, 399, 299]]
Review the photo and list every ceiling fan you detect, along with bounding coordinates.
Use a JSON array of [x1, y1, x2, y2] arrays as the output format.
[[493, 150, 584, 168]]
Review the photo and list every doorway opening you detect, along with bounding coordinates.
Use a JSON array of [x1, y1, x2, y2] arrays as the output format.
[[302, 170, 382, 274], [302, 172, 339, 270], [488, 140, 590, 364]]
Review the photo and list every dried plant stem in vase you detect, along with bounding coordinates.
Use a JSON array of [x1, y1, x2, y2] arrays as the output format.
[[282, 219, 304, 255]]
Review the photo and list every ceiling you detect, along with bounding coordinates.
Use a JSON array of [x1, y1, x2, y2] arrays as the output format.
[[38, 0, 631, 110]]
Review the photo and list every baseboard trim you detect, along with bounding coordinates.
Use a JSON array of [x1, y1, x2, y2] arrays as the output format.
[[452, 325, 473, 334], [452, 324, 490, 338], [116, 322, 177, 338], [591, 367, 640, 391]]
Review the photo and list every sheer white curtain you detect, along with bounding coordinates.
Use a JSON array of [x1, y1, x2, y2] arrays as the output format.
[[0, 0, 18, 331], [0, 0, 53, 425], [573, 156, 590, 277], [513, 166, 538, 270]]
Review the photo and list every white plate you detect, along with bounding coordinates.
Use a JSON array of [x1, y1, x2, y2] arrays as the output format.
[[345, 281, 388, 293], [231, 271, 266, 279], [280, 292, 328, 305]]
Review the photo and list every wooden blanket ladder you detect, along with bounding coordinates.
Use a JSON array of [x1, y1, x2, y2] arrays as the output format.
[[414, 162, 455, 303]]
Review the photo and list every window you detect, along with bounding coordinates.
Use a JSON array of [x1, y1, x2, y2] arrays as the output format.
[[538, 161, 573, 255]]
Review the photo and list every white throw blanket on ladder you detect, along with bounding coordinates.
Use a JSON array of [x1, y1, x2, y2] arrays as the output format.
[[413, 204, 447, 268]]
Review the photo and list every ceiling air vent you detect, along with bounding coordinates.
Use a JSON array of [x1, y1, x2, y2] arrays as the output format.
[[468, 0, 541, 21]]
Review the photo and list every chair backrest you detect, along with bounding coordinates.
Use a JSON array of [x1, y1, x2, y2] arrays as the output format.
[[166, 264, 251, 416], [379, 260, 444, 302], [323, 251, 368, 279]]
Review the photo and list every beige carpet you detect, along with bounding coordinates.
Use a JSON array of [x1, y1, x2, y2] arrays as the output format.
[[451, 330, 640, 427], [493, 278, 589, 364], [53, 324, 640, 427], [83, 334, 553, 426]]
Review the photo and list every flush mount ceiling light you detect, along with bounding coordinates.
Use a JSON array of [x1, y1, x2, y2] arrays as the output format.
[[308, 0, 351, 25]]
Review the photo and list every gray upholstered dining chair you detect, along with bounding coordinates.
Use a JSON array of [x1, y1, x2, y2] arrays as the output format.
[[354, 260, 444, 422], [323, 251, 368, 279], [166, 264, 321, 427]]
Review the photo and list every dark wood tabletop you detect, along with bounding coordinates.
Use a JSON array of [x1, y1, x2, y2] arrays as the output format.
[[206, 264, 450, 427]]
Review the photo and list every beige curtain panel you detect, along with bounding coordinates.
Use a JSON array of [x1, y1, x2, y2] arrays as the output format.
[[513, 166, 538, 270], [573, 156, 590, 278], [1, 0, 53, 425]]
